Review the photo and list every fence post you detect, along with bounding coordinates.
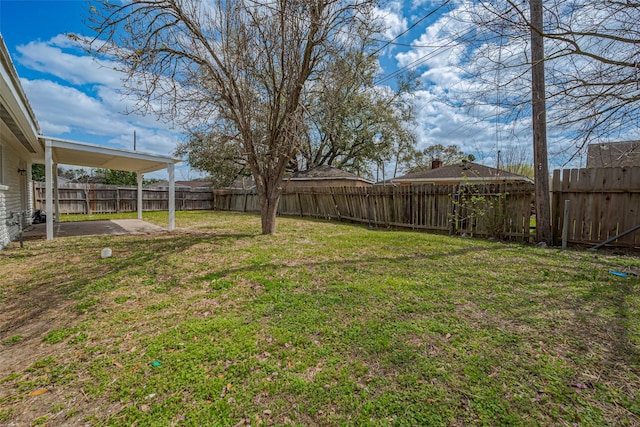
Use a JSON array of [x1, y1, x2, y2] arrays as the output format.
[[365, 192, 372, 228], [330, 189, 341, 221], [84, 188, 90, 214], [449, 185, 459, 236], [561, 199, 570, 249]]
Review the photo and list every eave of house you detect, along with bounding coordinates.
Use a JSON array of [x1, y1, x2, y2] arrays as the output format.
[[0, 35, 42, 160], [288, 176, 374, 184], [389, 176, 534, 185]]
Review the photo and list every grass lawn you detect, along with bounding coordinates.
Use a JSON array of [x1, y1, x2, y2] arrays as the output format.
[[1, 210, 639, 426]]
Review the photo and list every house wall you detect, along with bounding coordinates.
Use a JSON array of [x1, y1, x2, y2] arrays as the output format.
[[587, 141, 640, 168], [0, 142, 30, 248]]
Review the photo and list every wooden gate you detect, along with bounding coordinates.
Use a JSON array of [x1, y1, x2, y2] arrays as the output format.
[[552, 167, 640, 247]]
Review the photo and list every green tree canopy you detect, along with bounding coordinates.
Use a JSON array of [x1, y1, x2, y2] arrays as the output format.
[[300, 48, 417, 179], [95, 169, 138, 186], [400, 144, 472, 174]]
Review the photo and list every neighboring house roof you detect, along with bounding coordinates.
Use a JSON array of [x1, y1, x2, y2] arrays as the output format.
[[288, 165, 373, 184], [147, 180, 212, 189], [228, 176, 256, 190], [175, 180, 211, 188], [586, 141, 640, 168], [381, 161, 534, 185]]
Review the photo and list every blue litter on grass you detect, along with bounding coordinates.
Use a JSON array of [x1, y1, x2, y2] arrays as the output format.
[[609, 270, 629, 278], [151, 360, 162, 367]]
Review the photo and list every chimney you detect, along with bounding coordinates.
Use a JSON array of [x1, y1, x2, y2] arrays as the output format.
[[431, 159, 443, 169]]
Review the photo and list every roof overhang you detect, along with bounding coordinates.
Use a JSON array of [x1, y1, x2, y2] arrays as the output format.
[[0, 36, 42, 159], [388, 176, 535, 185], [43, 137, 181, 174], [289, 176, 374, 184]]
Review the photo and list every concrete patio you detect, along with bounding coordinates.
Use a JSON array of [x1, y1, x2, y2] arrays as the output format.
[[22, 219, 166, 240]]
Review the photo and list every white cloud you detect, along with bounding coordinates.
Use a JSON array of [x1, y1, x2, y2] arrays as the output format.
[[37, 121, 71, 135], [412, 91, 496, 151], [381, 2, 544, 169], [21, 78, 112, 133], [15, 35, 182, 158], [392, 0, 640, 170], [16, 37, 122, 86], [374, 2, 408, 40]]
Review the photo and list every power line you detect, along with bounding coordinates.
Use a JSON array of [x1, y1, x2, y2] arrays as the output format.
[[375, 27, 477, 85], [368, 0, 452, 60], [244, 0, 458, 88]]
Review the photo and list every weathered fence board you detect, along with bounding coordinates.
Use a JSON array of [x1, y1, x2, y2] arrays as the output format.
[[34, 183, 215, 214], [210, 183, 533, 241], [36, 182, 535, 242], [552, 167, 640, 248]]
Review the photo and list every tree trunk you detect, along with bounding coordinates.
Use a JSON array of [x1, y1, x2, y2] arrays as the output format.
[[257, 178, 282, 235], [260, 193, 280, 235]]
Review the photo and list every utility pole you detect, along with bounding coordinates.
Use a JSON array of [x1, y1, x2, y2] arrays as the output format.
[[530, 0, 552, 245]]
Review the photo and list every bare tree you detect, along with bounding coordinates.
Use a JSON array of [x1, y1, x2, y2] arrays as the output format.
[[458, 0, 640, 153], [84, 0, 379, 234], [451, 0, 639, 244], [498, 144, 534, 178]]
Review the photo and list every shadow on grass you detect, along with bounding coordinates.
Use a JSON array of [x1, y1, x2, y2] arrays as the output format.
[[3, 227, 638, 389], [209, 242, 640, 376], [579, 278, 640, 368], [0, 231, 254, 341]]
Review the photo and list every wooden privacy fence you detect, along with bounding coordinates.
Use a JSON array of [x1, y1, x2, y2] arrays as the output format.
[[33, 183, 214, 214], [213, 183, 534, 241], [552, 166, 640, 248], [36, 182, 534, 241]]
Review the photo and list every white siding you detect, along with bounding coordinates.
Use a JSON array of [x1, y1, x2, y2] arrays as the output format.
[[0, 143, 29, 249]]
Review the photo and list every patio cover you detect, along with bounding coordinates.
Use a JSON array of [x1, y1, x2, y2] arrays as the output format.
[[42, 137, 181, 240]]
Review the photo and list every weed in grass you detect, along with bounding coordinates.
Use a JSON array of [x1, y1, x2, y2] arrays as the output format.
[[209, 277, 235, 291], [75, 297, 99, 314], [43, 328, 78, 344], [141, 277, 156, 286], [69, 332, 88, 344], [146, 301, 171, 312], [0, 408, 13, 422], [114, 295, 134, 304], [1, 373, 22, 384], [31, 415, 49, 426], [2, 334, 23, 345]]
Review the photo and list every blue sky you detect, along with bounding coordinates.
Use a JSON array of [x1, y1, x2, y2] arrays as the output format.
[[1, 0, 188, 178], [0, 0, 595, 179]]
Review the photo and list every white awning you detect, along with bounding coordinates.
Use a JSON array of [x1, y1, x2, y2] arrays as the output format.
[[42, 137, 181, 239], [42, 137, 180, 174]]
